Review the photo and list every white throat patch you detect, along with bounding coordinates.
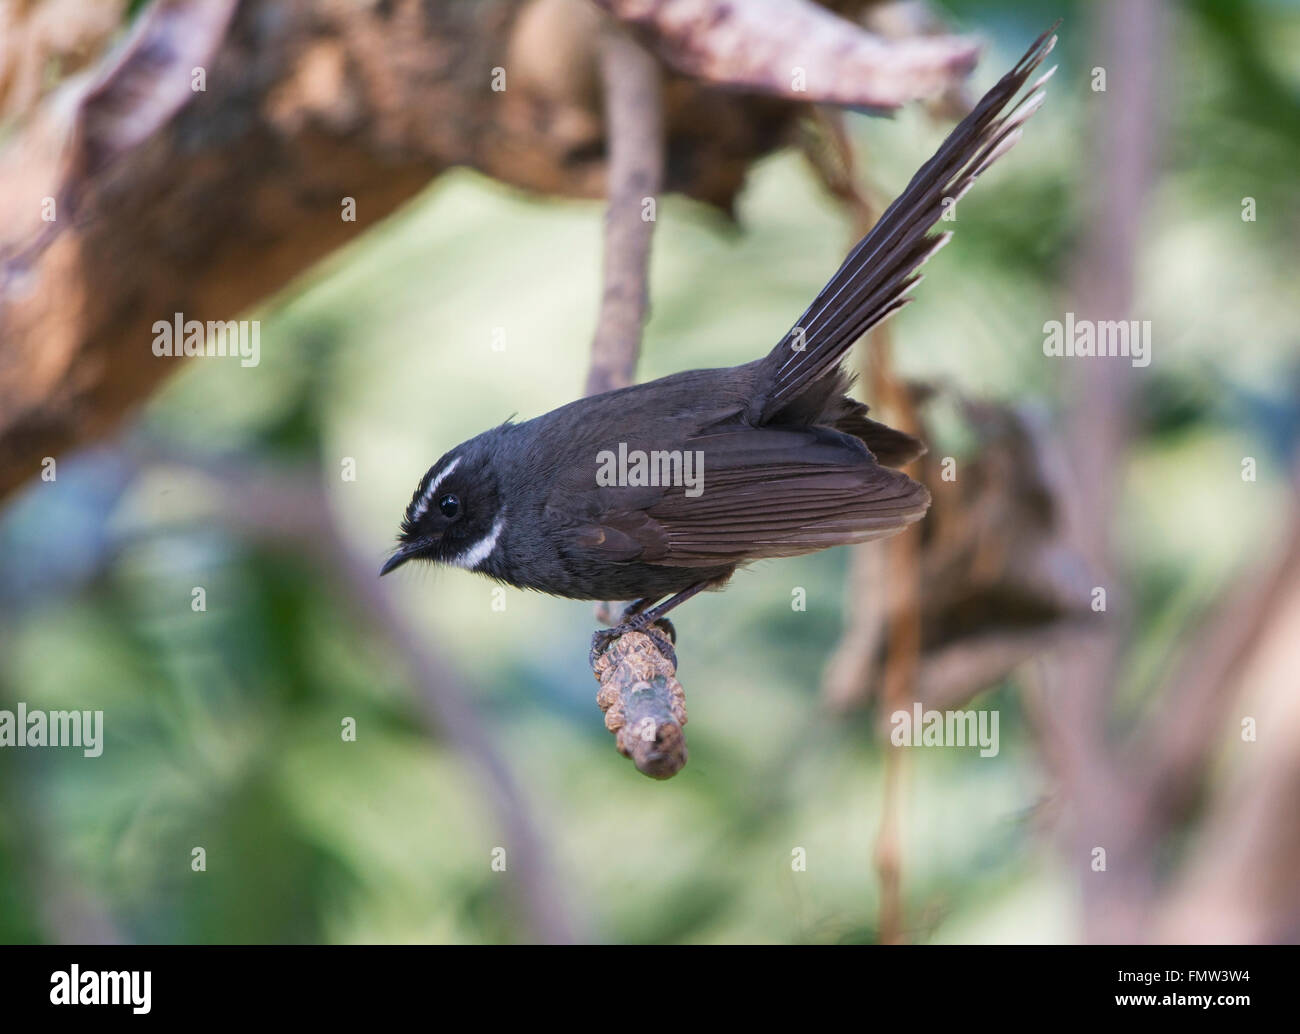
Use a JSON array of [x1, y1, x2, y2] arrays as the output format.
[[448, 513, 507, 571]]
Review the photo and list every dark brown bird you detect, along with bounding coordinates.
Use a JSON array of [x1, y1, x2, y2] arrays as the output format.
[[383, 28, 1057, 651]]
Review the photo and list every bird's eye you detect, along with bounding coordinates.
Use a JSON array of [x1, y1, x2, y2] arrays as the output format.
[[438, 494, 460, 519]]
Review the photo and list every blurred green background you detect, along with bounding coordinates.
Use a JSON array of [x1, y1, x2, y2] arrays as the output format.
[[1, 0, 1298, 943]]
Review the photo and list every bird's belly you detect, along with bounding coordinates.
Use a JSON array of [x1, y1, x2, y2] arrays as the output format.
[[518, 559, 735, 603]]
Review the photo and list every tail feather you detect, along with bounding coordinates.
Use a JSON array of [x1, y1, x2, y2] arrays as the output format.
[[755, 24, 1058, 422]]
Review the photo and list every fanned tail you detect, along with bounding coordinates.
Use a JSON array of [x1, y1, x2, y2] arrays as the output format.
[[755, 24, 1059, 422]]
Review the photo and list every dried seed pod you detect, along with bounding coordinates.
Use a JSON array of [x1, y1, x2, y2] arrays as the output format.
[[591, 625, 687, 779]]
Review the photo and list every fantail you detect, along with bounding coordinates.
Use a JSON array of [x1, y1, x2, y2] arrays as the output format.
[[382, 28, 1056, 654]]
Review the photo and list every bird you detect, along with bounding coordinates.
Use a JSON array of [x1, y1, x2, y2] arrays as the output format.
[[381, 27, 1057, 658]]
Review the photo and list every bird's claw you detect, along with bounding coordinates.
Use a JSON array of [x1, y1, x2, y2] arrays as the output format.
[[589, 614, 678, 669]]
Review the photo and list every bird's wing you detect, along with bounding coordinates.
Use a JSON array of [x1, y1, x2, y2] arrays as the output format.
[[548, 424, 928, 568]]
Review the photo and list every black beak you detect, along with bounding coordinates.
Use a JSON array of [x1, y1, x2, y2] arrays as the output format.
[[379, 546, 419, 577]]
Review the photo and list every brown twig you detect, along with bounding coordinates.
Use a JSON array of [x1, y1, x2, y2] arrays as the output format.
[[801, 109, 890, 709], [582, 22, 689, 778], [584, 22, 664, 397], [799, 107, 923, 943]]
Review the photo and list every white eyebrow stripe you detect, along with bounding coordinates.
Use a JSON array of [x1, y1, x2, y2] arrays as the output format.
[[412, 456, 461, 519], [447, 513, 506, 571]]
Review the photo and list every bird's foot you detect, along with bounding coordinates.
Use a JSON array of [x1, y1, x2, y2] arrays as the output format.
[[589, 612, 678, 669]]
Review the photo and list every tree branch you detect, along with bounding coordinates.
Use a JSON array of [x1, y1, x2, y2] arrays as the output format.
[[5, 0, 925, 505], [584, 22, 664, 396], [581, 23, 688, 777], [594, 0, 979, 108]]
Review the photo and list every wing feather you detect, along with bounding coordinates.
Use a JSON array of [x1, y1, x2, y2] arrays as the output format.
[[554, 424, 928, 567]]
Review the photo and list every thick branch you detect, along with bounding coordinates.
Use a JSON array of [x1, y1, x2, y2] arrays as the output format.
[[5, 0, 931, 505], [594, 0, 979, 108]]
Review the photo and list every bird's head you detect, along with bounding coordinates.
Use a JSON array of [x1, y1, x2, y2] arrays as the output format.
[[380, 436, 507, 576]]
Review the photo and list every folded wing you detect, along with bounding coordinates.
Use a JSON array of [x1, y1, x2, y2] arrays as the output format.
[[552, 424, 929, 568]]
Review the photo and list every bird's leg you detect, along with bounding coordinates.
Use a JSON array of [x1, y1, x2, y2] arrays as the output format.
[[618, 597, 655, 622], [589, 581, 711, 666], [591, 598, 662, 666], [626, 581, 712, 635], [593, 595, 657, 627]]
